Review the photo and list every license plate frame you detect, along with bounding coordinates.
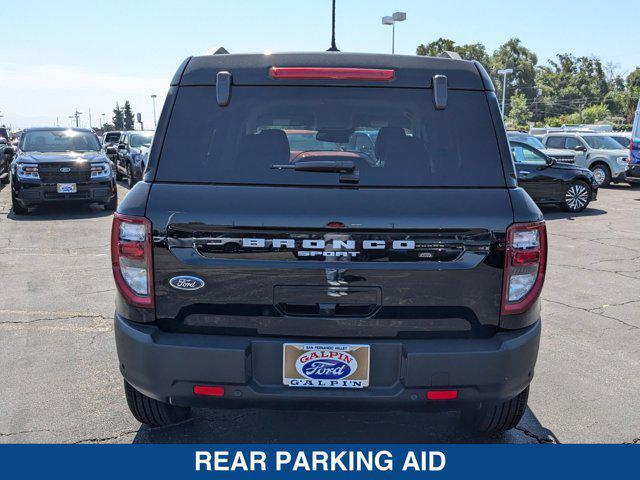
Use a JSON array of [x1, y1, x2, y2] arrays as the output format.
[[282, 343, 370, 389], [56, 183, 77, 194]]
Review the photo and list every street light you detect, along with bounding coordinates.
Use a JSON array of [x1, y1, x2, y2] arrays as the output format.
[[497, 68, 514, 116], [382, 12, 406, 54], [150, 94, 158, 128]]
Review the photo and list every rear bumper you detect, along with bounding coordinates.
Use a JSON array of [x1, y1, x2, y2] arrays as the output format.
[[14, 181, 115, 206], [115, 314, 541, 410], [626, 164, 640, 181]]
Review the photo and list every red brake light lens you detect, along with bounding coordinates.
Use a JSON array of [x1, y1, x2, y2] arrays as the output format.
[[269, 67, 395, 81], [427, 390, 458, 401], [194, 385, 225, 397], [111, 213, 154, 309], [501, 222, 547, 315]]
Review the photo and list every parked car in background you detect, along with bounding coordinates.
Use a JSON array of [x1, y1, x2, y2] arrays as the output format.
[[542, 132, 629, 187], [0, 137, 11, 184], [102, 130, 123, 164], [608, 132, 631, 149], [7, 127, 117, 214], [507, 131, 575, 163], [629, 101, 640, 186], [115, 130, 154, 188], [0, 127, 10, 141], [510, 140, 597, 212]]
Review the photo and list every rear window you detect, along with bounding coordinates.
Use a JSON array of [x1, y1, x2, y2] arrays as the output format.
[[156, 86, 505, 187]]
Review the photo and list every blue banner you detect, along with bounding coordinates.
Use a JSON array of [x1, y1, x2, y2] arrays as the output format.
[[0, 444, 637, 479]]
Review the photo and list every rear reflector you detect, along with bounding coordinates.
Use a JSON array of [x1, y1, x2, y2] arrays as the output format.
[[193, 385, 225, 397], [427, 390, 458, 401], [269, 67, 394, 81]]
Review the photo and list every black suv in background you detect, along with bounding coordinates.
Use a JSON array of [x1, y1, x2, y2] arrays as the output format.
[[114, 130, 154, 188], [113, 53, 545, 434], [510, 140, 598, 212], [8, 127, 118, 214]]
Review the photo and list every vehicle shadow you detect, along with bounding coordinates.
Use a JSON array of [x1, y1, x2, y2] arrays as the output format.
[[6, 202, 113, 221], [130, 406, 559, 444], [540, 205, 608, 221]]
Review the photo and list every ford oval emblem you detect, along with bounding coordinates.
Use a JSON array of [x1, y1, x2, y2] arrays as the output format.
[[295, 350, 357, 380], [169, 276, 205, 291]]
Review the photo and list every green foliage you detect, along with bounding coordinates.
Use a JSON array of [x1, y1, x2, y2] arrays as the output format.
[[123, 101, 135, 131], [505, 93, 532, 129], [416, 37, 640, 126], [490, 38, 538, 104], [416, 38, 489, 65], [112, 104, 124, 130]]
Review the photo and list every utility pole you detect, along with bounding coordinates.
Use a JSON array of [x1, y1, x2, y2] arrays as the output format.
[[150, 94, 157, 128], [88, 108, 93, 128], [69, 109, 82, 127], [497, 69, 514, 116]]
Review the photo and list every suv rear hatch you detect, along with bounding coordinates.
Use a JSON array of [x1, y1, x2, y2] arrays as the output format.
[[146, 68, 512, 339]]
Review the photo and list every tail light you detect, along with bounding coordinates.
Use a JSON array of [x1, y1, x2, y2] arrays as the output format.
[[111, 213, 154, 308], [501, 222, 547, 315]]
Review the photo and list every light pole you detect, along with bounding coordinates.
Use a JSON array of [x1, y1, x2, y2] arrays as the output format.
[[101, 113, 106, 128], [497, 68, 514, 116], [382, 12, 406, 54], [150, 94, 158, 128]]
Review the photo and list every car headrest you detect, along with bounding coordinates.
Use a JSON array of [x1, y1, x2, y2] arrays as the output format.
[[242, 129, 290, 164], [375, 127, 407, 160]]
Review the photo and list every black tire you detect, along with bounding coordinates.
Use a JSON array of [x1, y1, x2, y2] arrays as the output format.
[[11, 193, 28, 215], [562, 180, 591, 212], [104, 191, 118, 211], [124, 380, 190, 427], [462, 386, 529, 433], [126, 163, 137, 189], [590, 163, 611, 187], [115, 162, 123, 181]]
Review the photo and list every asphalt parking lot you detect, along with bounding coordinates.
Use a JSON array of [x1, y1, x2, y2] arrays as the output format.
[[0, 182, 639, 444]]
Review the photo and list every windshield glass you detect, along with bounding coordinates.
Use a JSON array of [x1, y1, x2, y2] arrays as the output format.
[[610, 136, 630, 149], [520, 135, 545, 149], [157, 86, 505, 187], [20, 130, 100, 152], [583, 135, 625, 150], [130, 133, 154, 148]]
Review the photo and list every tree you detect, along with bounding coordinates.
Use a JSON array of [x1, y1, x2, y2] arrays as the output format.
[[416, 38, 489, 65], [506, 93, 532, 128], [112, 104, 124, 130], [535, 54, 610, 120], [123, 101, 135, 131], [490, 39, 538, 107], [627, 68, 640, 90]]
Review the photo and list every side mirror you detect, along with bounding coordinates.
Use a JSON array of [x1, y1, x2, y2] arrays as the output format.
[[3, 146, 14, 155], [573, 145, 587, 152], [106, 146, 118, 155], [118, 143, 127, 150]]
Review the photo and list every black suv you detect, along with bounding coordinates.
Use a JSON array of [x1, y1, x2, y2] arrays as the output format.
[[113, 53, 545, 433], [114, 130, 154, 188], [8, 127, 118, 214]]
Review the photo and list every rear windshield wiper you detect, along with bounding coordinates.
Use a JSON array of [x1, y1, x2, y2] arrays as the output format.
[[271, 160, 359, 183]]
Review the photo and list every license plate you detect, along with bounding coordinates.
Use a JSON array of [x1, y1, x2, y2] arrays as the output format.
[[283, 343, 370, 388], [57, 183, 77, 193]]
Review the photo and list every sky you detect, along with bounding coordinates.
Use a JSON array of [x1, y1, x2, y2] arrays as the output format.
[[1, 0, 638, 130]]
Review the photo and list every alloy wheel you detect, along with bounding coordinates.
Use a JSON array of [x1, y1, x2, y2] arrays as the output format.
[[565, 184, 589, 211], [592, 167, 606, 186]]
